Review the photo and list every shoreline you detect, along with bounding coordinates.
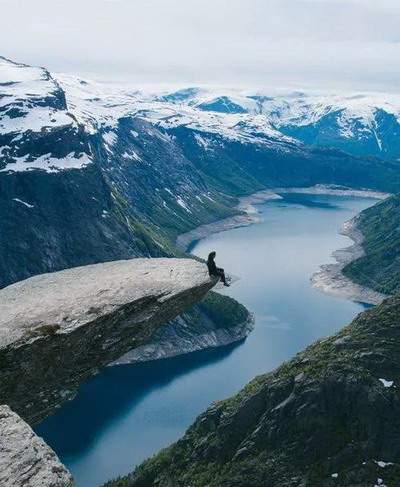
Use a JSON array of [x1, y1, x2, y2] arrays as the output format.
[[176, 189, 282, 251], [310, 216, 388, 305], [177, 184, 391, 304], [111, 314, 255, 365]]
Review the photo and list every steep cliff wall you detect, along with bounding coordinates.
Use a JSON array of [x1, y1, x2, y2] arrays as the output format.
[[112, 292, 254, 364]]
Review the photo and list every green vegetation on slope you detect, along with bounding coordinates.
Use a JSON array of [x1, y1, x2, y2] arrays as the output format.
[[104, 295, 400, 487], [196, 291, 252, 330], [343, 194, 400, 294]]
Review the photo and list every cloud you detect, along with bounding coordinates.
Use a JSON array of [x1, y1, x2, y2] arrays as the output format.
[[0, 0, 399, 92]]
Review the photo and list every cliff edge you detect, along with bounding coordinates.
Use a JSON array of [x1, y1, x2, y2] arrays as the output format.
[[0, 258, 217, 424]]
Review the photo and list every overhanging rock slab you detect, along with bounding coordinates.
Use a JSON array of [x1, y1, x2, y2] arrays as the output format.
[[0, 258, 215, 423]]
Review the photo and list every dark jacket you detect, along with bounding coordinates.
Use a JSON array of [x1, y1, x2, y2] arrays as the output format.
[[207, 257, 218, 276]]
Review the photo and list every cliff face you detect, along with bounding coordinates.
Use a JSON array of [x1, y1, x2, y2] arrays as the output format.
[[0, 258, 217, 424], [0, 405, 73, 487], [114, 295, 400, 487]]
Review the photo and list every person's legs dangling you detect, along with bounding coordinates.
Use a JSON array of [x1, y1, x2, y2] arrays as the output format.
[[217, 268, 229, 286]]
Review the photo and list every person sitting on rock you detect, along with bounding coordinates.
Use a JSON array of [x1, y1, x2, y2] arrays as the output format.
[[207, 251, 230, 287]]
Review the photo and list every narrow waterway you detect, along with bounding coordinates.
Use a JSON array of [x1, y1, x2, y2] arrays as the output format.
[[36, 193, 376, 487]]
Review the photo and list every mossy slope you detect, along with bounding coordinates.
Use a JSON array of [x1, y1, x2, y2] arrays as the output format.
[[106, 295, 400, 487], [343, 194, 400, 294]]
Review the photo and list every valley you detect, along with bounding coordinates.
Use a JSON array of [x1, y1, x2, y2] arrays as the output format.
[[1, 55, 400, 487], [36, 193, 378, 487]]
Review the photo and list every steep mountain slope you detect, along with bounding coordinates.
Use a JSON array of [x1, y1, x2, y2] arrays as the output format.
[[0, 57, 169, 287], [343, 194, 400, 295], [108, 295, 400, 487], [0, 58, 238, 287]]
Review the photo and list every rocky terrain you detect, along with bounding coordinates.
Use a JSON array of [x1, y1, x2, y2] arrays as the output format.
[[0, 405, 73, 487], [2, 56, 400, 487], [109, 294, 400, 487], [166, 88, 400, 160], [0, 258, 219, 424]]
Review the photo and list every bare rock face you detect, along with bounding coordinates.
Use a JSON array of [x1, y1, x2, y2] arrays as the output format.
[[0, 405, 73, 487], [0, 258, 216, 424]]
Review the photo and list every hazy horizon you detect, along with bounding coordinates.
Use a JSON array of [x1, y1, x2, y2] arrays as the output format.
[[1, 0, 399, 93]]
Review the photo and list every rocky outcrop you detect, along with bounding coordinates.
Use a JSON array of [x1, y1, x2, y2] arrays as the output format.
[[111, 295, 400, 487], [0, 405, 73, 487], [0, 258, 217, 424]]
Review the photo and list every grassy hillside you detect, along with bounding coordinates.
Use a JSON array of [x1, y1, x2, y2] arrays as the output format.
[[343, 194, 400, 295], [105, 295, 400, 487]]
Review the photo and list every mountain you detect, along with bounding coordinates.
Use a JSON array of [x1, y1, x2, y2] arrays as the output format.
[[107, 294, 400, 487], [2, 56, 400, 287], [0, 57, 237, 286], [2, 57, 400, 283], [159, 88, 400, 161], [0, 56, 256, 370], [343, 194, 400, 295]]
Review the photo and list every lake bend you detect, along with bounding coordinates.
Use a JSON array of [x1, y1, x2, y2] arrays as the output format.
[[36, 192, 378, 487]]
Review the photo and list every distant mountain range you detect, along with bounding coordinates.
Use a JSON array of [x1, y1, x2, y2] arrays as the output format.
[[155, 87, 400, 160], [1, 55, 400, 286]]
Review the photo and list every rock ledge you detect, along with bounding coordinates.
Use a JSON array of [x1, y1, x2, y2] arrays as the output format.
[[0, 258, 216, 423]]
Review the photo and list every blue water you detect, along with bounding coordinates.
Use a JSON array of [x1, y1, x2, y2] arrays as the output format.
[[36, 193, 376, 487]]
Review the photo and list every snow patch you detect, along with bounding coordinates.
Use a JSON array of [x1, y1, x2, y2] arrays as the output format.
[[102, 131, 117, 147], [122, 150, 141, 162], [0, 152, 92, 173], [176, 196, 191, 213], [13, 198, 34, 208], [375, 460, 394, 468]]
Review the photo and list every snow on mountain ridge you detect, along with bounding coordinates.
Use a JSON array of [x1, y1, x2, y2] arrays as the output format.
[[0, 57, 93, 172], [54, 75, 297, 147], [54, 75, 400, 152], [2, 54, 400, 174]]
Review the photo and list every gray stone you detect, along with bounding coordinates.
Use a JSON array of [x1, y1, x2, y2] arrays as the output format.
[[0, 405, 73, 487], [0, 258, 216, 423]]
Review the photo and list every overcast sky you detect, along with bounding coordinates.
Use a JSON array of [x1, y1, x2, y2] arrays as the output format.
[[1, 0, 399, 92]]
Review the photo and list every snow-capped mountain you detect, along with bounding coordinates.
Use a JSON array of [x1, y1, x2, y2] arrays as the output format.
[[55, 77, 400, 160], [0, 57, 92, 172], [145, 86, 400, 160], [1, 55, 400, 287]]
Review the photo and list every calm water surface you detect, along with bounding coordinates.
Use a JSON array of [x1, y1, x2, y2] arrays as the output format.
[[36, 194, 376, 487]]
